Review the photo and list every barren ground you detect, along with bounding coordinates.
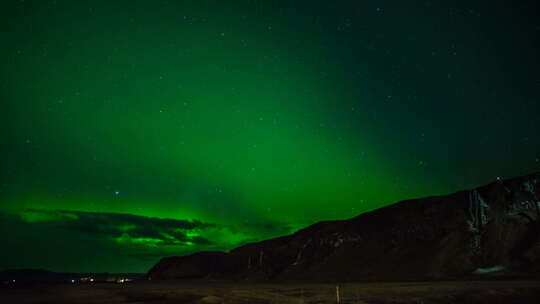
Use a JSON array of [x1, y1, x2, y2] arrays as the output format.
[[1, 280, 539, 304]]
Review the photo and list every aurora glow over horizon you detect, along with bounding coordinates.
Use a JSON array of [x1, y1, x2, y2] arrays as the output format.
[[1, 0, 539, 273]]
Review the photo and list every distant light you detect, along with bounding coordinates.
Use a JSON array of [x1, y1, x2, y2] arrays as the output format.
[[71, 279, 75, 283], [90, 278, 94, 282]]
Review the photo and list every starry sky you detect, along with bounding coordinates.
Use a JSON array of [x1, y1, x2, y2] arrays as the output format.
[[1, 0, 539, 273]]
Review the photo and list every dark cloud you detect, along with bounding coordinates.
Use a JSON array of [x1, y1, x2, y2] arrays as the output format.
[[0, 212, 201, 272], [1, 210, 295, 272], [17, 209, 214, 247]]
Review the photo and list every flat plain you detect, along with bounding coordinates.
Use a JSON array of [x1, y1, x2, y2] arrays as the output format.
[[1, 280, 539, 304]]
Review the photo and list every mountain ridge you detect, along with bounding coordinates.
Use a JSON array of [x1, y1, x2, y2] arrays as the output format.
[[148, 171, 540, 282]]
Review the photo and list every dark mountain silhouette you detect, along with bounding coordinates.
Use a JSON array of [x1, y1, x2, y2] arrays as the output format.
[[148, 172, 540, 281]]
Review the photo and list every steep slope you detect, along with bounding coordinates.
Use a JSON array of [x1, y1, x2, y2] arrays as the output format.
[[148, 172, 540, 281]]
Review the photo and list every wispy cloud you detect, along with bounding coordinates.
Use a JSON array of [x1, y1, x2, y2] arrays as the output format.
[[17, 209, 214, 247], [0, 209, 296, 272]]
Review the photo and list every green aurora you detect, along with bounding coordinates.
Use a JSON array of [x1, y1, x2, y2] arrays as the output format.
[[1, 0, 539, 272]]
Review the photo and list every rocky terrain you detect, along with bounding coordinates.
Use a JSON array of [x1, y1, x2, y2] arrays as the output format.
[[148, 172, 540, 281]]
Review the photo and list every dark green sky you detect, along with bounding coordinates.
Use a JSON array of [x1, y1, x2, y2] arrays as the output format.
[[1, 0, 539, 273]]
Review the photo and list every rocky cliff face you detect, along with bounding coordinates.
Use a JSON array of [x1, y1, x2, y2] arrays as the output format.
[[148, 172, 540, 281]]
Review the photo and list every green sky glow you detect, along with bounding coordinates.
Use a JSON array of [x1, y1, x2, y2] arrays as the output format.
[[1, 0, 539, 272]]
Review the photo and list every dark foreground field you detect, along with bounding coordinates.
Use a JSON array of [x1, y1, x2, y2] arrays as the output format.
[[1, 280, 539, 304]]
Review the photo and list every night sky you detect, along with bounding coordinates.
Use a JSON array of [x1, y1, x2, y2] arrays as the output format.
[[1, 0, 539, 273]]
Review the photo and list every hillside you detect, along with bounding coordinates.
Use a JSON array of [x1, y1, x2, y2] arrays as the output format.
[[148, 172, 540, 281]]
